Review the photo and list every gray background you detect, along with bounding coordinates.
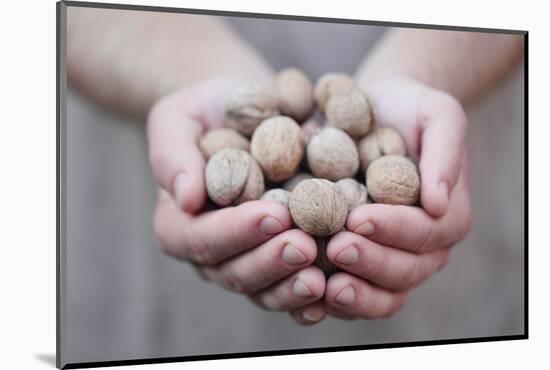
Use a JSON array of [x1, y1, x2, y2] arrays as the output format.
[[66, 11, 525, 364]]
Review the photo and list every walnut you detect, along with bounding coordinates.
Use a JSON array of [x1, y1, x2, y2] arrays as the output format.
[[313, 73, 356, 113], [314, 237, 339, 276], [325, 88, 373, 139], [289, 179, 348, 237], [282, 172, 315, 192], [273, 67, 313, 122], [225, 83, 280, 136], [366, 155, 420, 205], [250, 116, 305, 182], [205, 148, 264, 206], [260, 188, 291, 208], [199, 128, 250, 159], [336, 178, 368, 212], [358, 126, 407, 171], [307, 127, 359, 181]]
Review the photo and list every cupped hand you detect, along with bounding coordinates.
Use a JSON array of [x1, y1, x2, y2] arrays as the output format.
[[146, 77, 327, 325], [323, 77, 472, 319]]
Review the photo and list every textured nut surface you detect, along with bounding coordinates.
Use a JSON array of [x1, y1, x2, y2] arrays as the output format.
[[273, 67, 313, 122], [314, 73, 356, 112], [289, 179, 348, 237], [251, 116, 305, 182], [282, 172, 314, 191], [225, 83, 280, 136], [325, 88, 372, 139], [366, 155, 420, 205], [358, 127, 407, 171], [205, 148, 265, 206], [314, 237, 339, 276], [307, 127, 359, 181], [199, 128, 250, 159], [260, 188, 291, 208], [336, 178, 368, 212]]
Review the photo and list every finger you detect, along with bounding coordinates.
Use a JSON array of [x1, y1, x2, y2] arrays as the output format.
[[418, 93, 467, 218], [327, 231, 449, 291], [347, 167, 471, 254], [154, 191, 292, 265], [250, 266, 325, 310], [290, 300, 328, 326], [202, 230, 318, 294], [325, 273, 408, 319], [326, 306, 359, 321], [147, 95, 207, 214], [190, 262, 211, 282]]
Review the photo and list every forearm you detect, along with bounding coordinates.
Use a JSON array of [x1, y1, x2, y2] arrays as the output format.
[[356, 29, 524, 105], [67, 8, 272, 119]]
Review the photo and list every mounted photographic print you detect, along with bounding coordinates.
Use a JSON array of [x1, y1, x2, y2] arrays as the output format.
[[57, 1, 527, 368]]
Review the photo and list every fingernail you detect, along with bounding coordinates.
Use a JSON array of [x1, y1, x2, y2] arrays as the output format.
[[334, 285, 356, 305], [355, 221, 375, 236], [282, 244, 309, 265], [293, 278, 314, 298], [302, 308, 323, 322], [173, 172, 187, 208], [335, 245, 359, 265], [259, 216, 285, 235]]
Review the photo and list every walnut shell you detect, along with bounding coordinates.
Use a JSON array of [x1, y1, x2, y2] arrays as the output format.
[[336, 178, 368, 212], [325, 88, 372, 139], [289, 179, 348, 237], [199, 128, 250, 159], [260, 188, 291, 208], [250, 116, 305, 182], [358, 127, 407, 171], [205, 148, 265, 206], [366, 155, 420, 205], [307, 127, 359, 181], [282, 172, 314, 192], [313, 73, 356, 113], [273, 67, 313, 123], [314, 237, 339, 276], [225, 83, 280, 136]]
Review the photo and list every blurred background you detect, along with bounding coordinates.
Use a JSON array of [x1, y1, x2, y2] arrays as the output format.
[[65, 10, 525, 364]]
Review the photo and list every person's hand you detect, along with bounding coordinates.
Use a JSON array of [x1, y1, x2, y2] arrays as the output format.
[[146, 77, 327, 325], [322, 77, 472, 320]]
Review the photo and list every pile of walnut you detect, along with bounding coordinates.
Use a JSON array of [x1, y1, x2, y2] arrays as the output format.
[[200, 68, 420, 275]]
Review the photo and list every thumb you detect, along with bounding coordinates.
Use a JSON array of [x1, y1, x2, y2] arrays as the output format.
[[418, 94, 467, 218], [147, 98, 206, 214]]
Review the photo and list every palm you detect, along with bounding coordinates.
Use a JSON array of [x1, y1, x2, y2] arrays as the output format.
[[318, 77, 471, 320], [366, 78, 460, 161]]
